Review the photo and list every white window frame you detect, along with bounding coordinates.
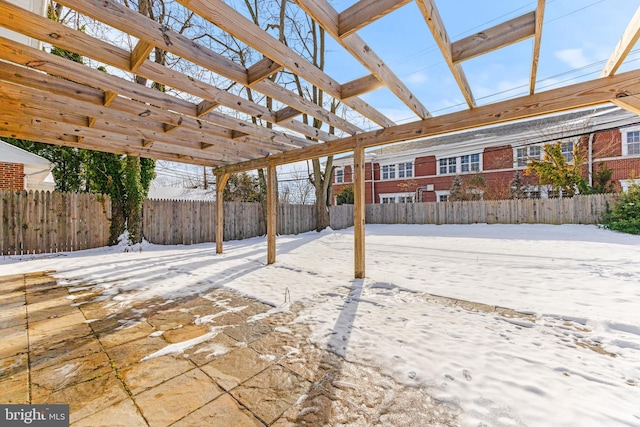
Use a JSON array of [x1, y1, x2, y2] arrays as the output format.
[[381, 164, 397, 180], [379, 192, 415, 204], [438, 157, 457, 175], [335, 168, 344, 184], [460, 153, 480, 173], [620, 179, 640, 192], [435, 190, 450, 202], [622, 127, 640, 156], [398, 161, 414, 178], [439, 154, 481, 175], [515, 146, 542, 167]]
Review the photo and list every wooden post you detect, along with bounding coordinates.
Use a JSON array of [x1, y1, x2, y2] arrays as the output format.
[[215, 173, 229, 254], [354, 145, 366, 278], [267, 164, 277, 264]]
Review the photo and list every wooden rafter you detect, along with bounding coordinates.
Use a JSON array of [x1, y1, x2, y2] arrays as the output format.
[[415, 0, 476, 108], [214, 67, 640, 174], [173, 0, 393, 128], [451, 12, 536, 63], [341, 74, 385, 100], [338, 0, 412, 38], [296, 0, 430, 120], [530, 0, 546, 95], [601, 6, 640, 77], [42, 0, 363, 137], [0, 0, 635, 174], [611, 95, 640, 116], [130, 39, 154, 72]]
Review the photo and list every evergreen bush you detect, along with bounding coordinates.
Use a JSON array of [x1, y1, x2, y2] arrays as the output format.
[[603, 184, 640, 234]]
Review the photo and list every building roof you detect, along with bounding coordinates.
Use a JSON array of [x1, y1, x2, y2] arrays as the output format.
[[0, 139, 53, 167], [332, 106, 640, 165]]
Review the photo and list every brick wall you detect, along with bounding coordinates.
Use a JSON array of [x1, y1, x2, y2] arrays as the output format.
[[0, 162, 24, 190], [483, 145, 513, 170]]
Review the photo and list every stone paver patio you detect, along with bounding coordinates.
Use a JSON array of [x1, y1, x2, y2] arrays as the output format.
[[0, 272, 460, 426]]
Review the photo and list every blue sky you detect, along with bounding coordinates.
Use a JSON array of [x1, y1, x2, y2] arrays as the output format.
[[321, 0, 640, 127]]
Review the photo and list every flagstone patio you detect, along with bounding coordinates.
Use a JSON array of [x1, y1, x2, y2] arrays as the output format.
[[0, 272, 459, 426]]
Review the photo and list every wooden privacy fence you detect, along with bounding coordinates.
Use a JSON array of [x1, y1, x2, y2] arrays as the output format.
[[0, 190, 111, 255], [329, 194, 617, 229], [143, 199, 317, 245]]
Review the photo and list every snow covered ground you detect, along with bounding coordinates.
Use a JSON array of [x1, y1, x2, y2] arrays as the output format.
[[2, 224, 640, 426]]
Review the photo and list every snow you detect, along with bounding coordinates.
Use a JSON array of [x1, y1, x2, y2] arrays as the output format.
[[2, 224, 640, 426]]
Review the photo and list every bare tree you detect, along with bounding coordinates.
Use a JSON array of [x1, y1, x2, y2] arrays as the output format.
[[280, 164, 315, 204]]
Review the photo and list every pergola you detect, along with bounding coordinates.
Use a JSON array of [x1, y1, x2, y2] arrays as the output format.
[[1, 0, 640, 278]]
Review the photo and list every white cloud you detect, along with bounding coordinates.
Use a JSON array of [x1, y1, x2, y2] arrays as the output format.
[[405, 71, 429, 85], [554, 48, 591, 69]]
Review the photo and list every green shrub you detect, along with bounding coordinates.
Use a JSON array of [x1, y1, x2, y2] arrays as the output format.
[[603, 184, 640, 234]]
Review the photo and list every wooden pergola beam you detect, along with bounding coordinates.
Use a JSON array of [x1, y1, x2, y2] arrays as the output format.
[[37, 0, 363, 138], [353, 145, 366, 279], [341, 74, 384, 100], [214, 67, 640, 175], [415, 0, 476, 108], [338, 0, 412, 38], [266, 164, 277, 265], [601, 6, 640, 77], [451, 12, 536, 63], [247, 57, 284, 86], [530, 0, 545, 95], [296, 0, 431, 120], [130, 39, 154, 72], [611, 95, 640, 116], [215, 173, 230, 254]]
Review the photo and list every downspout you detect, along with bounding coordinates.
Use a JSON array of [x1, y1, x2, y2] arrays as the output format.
[[370, 157, 376, 204], [588, 133, 594, 187]]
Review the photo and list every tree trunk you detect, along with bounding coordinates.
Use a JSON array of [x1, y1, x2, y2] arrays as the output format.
[[109, 198, 126, 245], [312, 156, 333, 231]]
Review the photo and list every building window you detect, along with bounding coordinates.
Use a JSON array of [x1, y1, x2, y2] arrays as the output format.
[[516, 146, 542, 167], [461, 154, 480, 173], [335, 168, 344, 183], [382, 164, 396, 180], [398, 162, 413, 178], [439, 157, 456, 174], [625, 130, 640, 155], [380, 193, 414, 204], [561, 141, 575, 162], [435, 190, 450, 202]]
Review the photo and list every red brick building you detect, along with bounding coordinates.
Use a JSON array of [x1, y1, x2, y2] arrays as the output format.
[[0, 140, 55, 191], [331, 107, 640, 204]]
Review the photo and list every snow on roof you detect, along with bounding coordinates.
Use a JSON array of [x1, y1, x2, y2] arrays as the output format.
[[147, 183, 216, 201], [0, 139, 53, 167]]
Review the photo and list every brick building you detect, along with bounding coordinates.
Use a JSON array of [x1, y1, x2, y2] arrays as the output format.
[[0, 140, 55, 191], [331, 107, 640, 204]]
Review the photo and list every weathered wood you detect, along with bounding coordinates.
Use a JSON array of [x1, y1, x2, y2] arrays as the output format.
[[130, 40, 154, 72], [0, 0, 352, 141], [611, 95, 640, 116], [267, 165, 277, 264], [216, 173, 229, 254], [328, 195, 615, 228], [340, 74, 384, 100], [0, 190, 111, 255], [451, 12, 536, 63], [247, 57, 283, 86], [530, 0, 545, 94], [296, 0, 430, 119], [215, 67, 640, 175], [353, 146, 366, 278], [601, 6, 640, 77], [338, 0, 412, 38], [415, 0, 475, 108]]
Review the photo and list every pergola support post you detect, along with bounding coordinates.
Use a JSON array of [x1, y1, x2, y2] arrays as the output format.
[[267, 164, 277, 264], [215, 172, 229, 254], [354, 145, 366, 278]]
